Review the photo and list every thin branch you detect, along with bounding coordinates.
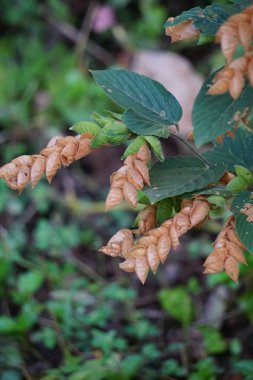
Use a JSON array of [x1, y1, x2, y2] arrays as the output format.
[[170, 131, 211, 167]]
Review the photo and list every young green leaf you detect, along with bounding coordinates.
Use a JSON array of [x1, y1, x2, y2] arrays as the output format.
[[231, 191, 253, 253], [90, 69, 182, 125], [193, 72, 253, 147], [122, 137, 146, 159], [144, 156, 225, 203], [144, 136, 165, 161], [70, 121, 101, 135]]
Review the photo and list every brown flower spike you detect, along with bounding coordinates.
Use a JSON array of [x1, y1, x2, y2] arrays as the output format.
[[105, 144, 151, 211], [101, 197, 211, 284], [0, 133, 93, 192], [203, 216, 247, 282], [209, 5, 253, 99]]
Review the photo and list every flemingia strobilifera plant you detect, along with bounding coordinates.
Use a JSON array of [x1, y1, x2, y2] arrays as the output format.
[[1, 0, 253, 284]]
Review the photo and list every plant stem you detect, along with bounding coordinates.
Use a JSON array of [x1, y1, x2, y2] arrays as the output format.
[[170, 131, 211, 167]]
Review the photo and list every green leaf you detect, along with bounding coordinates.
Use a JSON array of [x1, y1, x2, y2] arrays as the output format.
[[70, 121, 101, 135], [144, 136, 165, 161], [204, 128, 253, 172], [144, 156, 225, 203], [158, 287, 194, 326], [185, 185, 232, 198], [91, 121, 129, 148], [231, 191, 253, 253], [164, 3, 241, 38], [156, 199, 174, 224], [17, 270, 44, 296], [122, 109, 169, 138], [193, 71, 253, 147], [122, 137, 146, 159], [198, 325, 226, 354], [91, 69, 182, 125], [234, 360, 253, 380]]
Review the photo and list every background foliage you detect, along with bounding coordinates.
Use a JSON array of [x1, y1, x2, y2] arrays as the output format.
[[0, 0, 253, 379]]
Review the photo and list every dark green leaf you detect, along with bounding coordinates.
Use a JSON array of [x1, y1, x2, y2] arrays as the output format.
[[231, 191, 253, 253], [204, 128, 253, 172], [122, 109, 170, 138], [193, 71, 253, 147], [144, 156, 225, 203], [185, 185, 233, 198], [91, 69, 182, 125]]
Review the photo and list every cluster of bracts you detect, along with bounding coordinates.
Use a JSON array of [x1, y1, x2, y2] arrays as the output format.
[[0, 134, 93, 192], [0, 136, 248, 283], [166, 4, 253, 99], [209, 5, 253, 99]]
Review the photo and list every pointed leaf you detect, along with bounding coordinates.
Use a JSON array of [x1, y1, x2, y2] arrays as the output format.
[[70, 121, 101, 135], [144, 136, 165, 161], [91, 69, 182, 125], [122, 137, 146, 159], [231, 191, 253, 253], [193, 72, 253, 147], [122, 109, 170, 138], [204, 128, 253, 172], [144, 156, 225, 203]]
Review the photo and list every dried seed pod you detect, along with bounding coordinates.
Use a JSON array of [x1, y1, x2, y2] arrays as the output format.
[[123, 182, 138, 208], [190, 199, 210, 227], [225, 256, 239, 282], [157, 235, 171, 264], [126, 168, 144, 190], [229, 70, 245, 99], [105, 187, 124, 211], [147, 244, 159, 273], [137, 144, 151, 163], [135, 255, 149, 284], [134, 159, 150, 185], [17, 166, 30, 193], [119, 259, 135, 272], [226, 241, 247, 264], [31, 155, 46, 188], [208, 78, 229, 95]]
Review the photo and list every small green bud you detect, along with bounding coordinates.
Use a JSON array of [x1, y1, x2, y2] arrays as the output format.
[[208, 195, 226, 218], [234, 165, 253, 185], [207, 195, 226, 207], [226, 176, 248, 192]]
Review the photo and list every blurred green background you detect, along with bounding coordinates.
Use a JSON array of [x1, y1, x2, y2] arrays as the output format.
[[0, 1, 253, 379]]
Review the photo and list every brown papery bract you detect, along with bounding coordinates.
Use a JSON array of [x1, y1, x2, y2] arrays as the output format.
[[203, 216, 247, 283], [209, 4, 253, 99], [101, 197, 211, 284], [0, 133, 93, 192], [165, 18, 199, 43], [105, 144, 151, 211]]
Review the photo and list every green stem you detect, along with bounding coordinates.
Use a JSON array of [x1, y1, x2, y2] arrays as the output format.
[[170, 131, 211, 167]]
